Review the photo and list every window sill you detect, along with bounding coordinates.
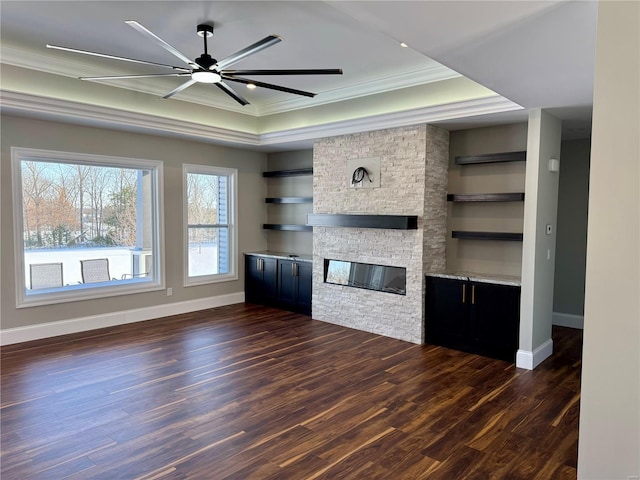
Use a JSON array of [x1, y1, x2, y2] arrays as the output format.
[[18, 278, 164, 308], [184, 272, 238, 287]]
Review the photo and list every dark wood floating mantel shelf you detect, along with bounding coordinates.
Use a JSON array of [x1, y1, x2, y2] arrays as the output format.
[[455, 151, 526, 165], [307, 214, 418, 230], [263, 224, 313, 232], [452, 231, 523, 241], [447, 193, 525, 202], [263, 168, 313, 178]]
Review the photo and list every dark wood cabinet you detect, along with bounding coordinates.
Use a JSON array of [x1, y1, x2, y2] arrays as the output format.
[[278, 259, 312, 314], [426, 277, 470, 351], [245, 255, 277, 305], [245, 254, 312, 315], [470, 281, 520, 360], [425, 275, 520, 362]]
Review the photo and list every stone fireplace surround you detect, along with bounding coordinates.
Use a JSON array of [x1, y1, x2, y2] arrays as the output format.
[[312, 125, 449, 344]]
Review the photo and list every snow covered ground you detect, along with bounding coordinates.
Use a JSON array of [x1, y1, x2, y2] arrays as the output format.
[[24, 244, 219, 287]]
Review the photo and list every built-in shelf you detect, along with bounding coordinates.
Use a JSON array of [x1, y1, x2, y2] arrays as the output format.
[[452, 231, 523, 242], [263, 168, 313, 178], [307, 214, 418, 230], [264, 167, 313, 237], [455, 151, 526, 165], [263, 224, 313, 232], [265, 197, 313, 204], [447, 193, 525, 202]]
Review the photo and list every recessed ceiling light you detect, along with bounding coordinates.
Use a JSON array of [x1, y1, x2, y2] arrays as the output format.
[[247, 83, 257, 90], [400, 42, 409, 48]]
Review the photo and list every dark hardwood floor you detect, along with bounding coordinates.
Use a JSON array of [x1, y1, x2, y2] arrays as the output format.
[[1, 304, 582, 479]]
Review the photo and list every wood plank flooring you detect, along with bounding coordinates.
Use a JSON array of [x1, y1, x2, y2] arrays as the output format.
[[1, 304, 582, 479]]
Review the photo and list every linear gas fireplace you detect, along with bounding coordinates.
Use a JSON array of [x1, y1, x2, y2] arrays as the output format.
[[324, 259, 406, 295]]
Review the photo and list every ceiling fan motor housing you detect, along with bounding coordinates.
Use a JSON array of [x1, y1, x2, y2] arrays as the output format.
[[196, 24, 213, 37], [195, 53, 216, 70]]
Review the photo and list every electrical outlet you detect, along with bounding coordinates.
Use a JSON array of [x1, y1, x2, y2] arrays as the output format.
[[167, 287, 173, 296]]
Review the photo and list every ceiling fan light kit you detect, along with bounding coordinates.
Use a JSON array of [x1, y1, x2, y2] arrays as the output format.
[[46, 20, 342, 106]]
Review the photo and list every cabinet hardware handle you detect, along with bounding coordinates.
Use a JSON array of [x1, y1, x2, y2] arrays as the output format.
[[295, 263, 299, 277], [472, 285, 475, 305], [462, 284, 466, 303], [291, 262, 295, 276]]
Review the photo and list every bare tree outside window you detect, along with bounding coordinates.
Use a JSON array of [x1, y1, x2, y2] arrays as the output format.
[[12, 147, 163, 307], [21, 161, 139, 249]]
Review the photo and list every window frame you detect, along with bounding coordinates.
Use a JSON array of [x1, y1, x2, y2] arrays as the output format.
[[11, 147, 165, 308], [182, 163, 238, 286]]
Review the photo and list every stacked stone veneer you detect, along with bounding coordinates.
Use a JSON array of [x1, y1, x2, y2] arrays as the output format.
[[313, 124, 449, 343]]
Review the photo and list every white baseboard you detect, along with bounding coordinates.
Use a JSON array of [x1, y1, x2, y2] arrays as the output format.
[[0, 292, 245, 346], [516, 338, 554, 370], [552, 312, 584, 329]]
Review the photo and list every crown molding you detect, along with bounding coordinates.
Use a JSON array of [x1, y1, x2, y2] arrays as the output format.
[[1, 45, 460, 117], [0, 90, 260, 146], [1, 90, 523, 149], [259, 95, 524, 145]]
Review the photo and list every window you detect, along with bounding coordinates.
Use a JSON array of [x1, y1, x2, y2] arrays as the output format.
[[12, 147, 164, 307], [183, 164, 237, 285]]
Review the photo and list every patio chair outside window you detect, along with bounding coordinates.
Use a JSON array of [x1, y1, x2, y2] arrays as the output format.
[[80, 258, 114, 283], [30, 262, 64, 290]]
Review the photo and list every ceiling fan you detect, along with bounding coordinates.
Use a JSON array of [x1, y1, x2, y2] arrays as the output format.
[[46, 21, 343, 106]]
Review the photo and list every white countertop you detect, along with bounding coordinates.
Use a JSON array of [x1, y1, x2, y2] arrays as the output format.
[[426, 271, 521, 287], [244, 251, 313, 263]]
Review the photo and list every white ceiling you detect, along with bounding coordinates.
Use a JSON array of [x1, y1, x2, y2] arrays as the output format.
[[0, 1, 597, 146]]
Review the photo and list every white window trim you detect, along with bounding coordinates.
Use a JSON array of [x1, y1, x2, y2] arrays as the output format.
[[183, 163, 238, 287], [11, 147, 165, 308]]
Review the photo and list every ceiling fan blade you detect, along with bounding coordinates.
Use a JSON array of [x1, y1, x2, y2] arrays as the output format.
[[222, 75, 316, 98], [46, 44, 190, 71], [126, 21, 196, 68], [215, 81, 250, 106], [215, 35, 282, 70], [80, 73, 191, 81], [223, 69, 343, 76], [162, 79, 198, 99]]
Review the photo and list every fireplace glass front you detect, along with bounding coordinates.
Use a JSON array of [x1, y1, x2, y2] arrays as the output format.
[[324, 259, 406, 295]]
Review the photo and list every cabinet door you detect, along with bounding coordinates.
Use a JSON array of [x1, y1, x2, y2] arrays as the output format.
[[425, 276, 470, 349], [296, 261, 312, 315], [277, 260, 312, 314], [470, 282, 520, 361], [261, 257, 278, 301], [245, 255, 262, 303], [245, 256, 277, 305], [277, 260, 297, 307]]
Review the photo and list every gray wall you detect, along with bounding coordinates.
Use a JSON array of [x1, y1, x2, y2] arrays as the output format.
[[265, 150, 313, 255], [519, 109, 562, 363], [1, 114, 267, 330], [553, 138, 590, 317], [578, 1, 640, 476]]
